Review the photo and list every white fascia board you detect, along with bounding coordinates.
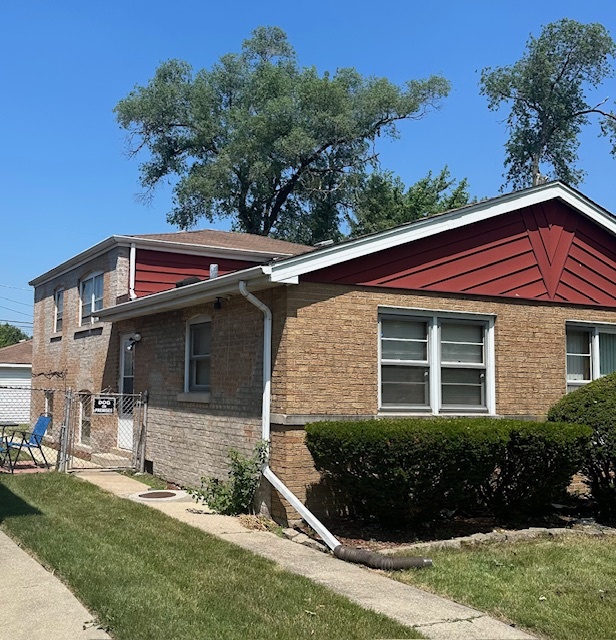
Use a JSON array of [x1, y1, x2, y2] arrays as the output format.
[[29, 237, 120, 287], [96, 266, 271, 322], [268, 182, 616, 283], [29, 234, 299, 288], [121, 236, 302, 261], [0, 363, 32, 369]]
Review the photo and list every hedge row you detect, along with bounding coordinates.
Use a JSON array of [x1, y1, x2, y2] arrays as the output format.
[[548, 371, 616, 517], [305, 418, 591, 524]]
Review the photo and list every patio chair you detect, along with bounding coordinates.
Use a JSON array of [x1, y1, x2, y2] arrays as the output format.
[[6, 414, 52, 470], [0, 434, 17, 473]]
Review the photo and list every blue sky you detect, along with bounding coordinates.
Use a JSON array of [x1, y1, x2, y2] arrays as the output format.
[[2, 1, 616, 333]]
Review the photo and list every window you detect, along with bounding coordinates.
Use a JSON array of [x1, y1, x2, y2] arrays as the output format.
[[185, 316, 211, 392], [380, 310, 494, 413], [80, 272, 104, 325], [54, 288, 64, 332], [566, 324, 616, 392]]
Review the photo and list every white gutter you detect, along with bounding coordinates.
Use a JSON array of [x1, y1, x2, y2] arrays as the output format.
[[238, 280, 340, 551], [129, 243, 137, 300]]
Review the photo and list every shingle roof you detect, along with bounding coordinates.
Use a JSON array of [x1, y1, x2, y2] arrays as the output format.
[[129, 229, 313, 256], [0, 340, 32, 365]]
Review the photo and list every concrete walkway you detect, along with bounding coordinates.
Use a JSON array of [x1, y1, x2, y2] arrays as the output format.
[[0, 469, 535, 639], [69, 470, 533, 640], [0, 529, 111, 640]]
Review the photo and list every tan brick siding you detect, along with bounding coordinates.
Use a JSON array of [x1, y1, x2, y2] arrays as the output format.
[[117, 294, 266, 486], [267, 282, 616, 522], [271, 282, 616, 418], [32, 247, 130, 393]]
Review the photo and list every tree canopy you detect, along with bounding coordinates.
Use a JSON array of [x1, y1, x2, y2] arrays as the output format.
[[115, 26, 450, 243], [0, 323, 30, 349], [349, 167, 473, 237], [480, 18, 616, 189]]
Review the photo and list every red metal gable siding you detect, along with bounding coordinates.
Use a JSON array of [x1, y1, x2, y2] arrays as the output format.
[[304, 201, 616, 307], [134, 250, 256, 297]]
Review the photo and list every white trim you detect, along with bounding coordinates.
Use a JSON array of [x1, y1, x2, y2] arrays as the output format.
[[267, 182, 616, 283], [129, 243, 137, 300], [29, 235, 304, 287], [378, 308, 496, 415], [0, 363, 31, 369], [97, 267, 269, 322]]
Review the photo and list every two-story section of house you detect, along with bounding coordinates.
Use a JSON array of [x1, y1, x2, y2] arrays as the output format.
[[29, 230, 310, 457]]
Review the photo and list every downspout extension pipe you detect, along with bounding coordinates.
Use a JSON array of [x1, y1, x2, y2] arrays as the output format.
[[333, 545, 432, 570], [238, 280, 431, 570]]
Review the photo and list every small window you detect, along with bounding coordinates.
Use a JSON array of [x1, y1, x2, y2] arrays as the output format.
[[80, 273, 104, 325], [185, 316, 211, 392], [566, 324, 616, 392], [380, 311, 493, 414], [54, 288, 64, 332]]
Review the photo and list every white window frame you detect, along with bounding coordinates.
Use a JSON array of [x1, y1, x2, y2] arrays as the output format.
[[79, 272, 104, 325], [378, 307, 496, 415], [54, 288, 64, 332], [184, 315, 211, 394], [566, 321, 616, 392]]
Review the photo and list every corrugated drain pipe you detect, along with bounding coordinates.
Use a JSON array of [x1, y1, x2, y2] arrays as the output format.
[[238, 280, 431, 570]]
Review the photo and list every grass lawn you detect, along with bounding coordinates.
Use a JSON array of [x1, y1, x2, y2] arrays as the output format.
[[0, 473, 422, 640], [393, 535, 616, 640]]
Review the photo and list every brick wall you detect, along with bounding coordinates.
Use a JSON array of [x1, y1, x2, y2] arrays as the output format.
[[119, 294, 266, 487], [267, 282, 616, 522], [32, 246, 130, 393]]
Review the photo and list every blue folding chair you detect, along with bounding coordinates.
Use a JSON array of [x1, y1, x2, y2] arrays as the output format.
[[6, 414, 52, 470]]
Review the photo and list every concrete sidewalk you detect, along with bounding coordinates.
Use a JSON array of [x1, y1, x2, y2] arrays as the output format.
[[0, 530, 111, 640], [69, 470, 533, 640]]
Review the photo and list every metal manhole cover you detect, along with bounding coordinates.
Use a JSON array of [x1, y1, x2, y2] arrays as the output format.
[[138, 491, 178, 499]]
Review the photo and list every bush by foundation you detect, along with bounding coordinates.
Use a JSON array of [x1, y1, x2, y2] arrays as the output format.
[[305, 418, 590, 524]]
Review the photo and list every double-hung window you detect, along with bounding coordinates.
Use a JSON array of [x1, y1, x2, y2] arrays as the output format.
[[54, 288, 64, 332], [80, 272, 104, 325], [566, 323, 616, 392], [380, 310, 493, 413], [185, 316, 211, 392]]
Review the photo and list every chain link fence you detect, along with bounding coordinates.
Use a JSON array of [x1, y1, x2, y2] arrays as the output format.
[[0, 386, 147, 473]]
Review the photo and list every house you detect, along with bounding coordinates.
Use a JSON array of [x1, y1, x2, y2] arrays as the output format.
[[0, 339, 32, 423], [30, 182, 616, 523]]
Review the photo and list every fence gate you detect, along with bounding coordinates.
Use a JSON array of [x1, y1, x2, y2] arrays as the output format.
[[62, 390, 147, 472]]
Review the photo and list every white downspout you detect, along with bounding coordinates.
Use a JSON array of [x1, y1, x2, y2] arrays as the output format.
[[129, 243, 137, 300], [238, 280, 340, 551]]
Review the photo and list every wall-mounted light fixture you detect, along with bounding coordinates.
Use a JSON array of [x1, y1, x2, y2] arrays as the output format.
[[214, 297, 223, 310], [127, 332, 142, 351]]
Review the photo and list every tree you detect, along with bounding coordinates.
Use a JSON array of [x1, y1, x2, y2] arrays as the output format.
[[349, 167, 473, 237], [0, 323, 30, 349], [115, 26, 450, 243], [480, 19, 616, 189]]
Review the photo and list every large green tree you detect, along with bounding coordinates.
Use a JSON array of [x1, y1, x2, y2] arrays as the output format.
[[480, 19, 616, 189], [349, 167, 473, 237], [0, 323, 30, 349], [115, 26, 450, 243]]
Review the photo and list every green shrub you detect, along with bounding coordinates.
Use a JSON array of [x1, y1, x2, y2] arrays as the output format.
[[480, 421, 591, 516], [305, 418, 590, 524], [188, 441, 267, 515], [548, 372, 616, 517]]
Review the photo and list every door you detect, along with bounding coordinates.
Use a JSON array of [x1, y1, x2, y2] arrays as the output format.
[[118, 334, 135, 450]]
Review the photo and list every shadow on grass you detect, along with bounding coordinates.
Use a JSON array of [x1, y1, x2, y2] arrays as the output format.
[[0, 482, 42, 523]]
